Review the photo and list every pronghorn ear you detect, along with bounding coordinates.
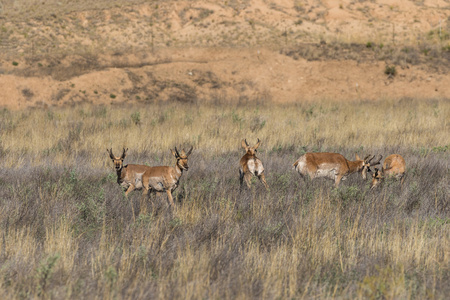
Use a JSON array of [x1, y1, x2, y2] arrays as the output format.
[[254, 138, 261, 150], [241, 139, 248, 150], [171, 149, 178, 158], [107, 148, 115, 159], [186, 146, 193, 156], [355, 153, 361, 161]]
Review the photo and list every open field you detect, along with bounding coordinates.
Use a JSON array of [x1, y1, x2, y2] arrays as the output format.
[[0, 100, 449, 299], [0, 0, 449, 299]]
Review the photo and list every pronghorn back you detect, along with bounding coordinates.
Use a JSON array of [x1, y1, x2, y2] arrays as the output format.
[[383, 154, 406, 177]]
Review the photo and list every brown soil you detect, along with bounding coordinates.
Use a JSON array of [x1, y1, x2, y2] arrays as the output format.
[[0, 0, 449, 109]]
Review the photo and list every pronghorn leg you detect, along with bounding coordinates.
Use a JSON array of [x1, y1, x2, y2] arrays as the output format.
[[124, 185, 135, 196], [125, 185, 136, 221], [166, 190, 175, 208], [334, 175, 343, 187], [140, 188, 150, 215], [244, 173, 253, 189], [400, 173, 406, 190], [297, 173, 308, 189], [239, 169, 245, 192], [258, 173, 269, 191]]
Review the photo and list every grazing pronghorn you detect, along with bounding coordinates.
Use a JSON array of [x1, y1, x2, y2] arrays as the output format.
[[239, 138, 269, 191], [141, 147, 193, 208], [107, 148, 153, 196], [371, 154, 406, 189], [293, 152, 382, 187]]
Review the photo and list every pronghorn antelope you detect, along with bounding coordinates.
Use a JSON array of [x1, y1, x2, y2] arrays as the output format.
[[371, 154, 406, 189], [239, 138, 269, 191], [107, 148, 154, 196], [141, 147, 193, 208], [293, 152, 382, 187]]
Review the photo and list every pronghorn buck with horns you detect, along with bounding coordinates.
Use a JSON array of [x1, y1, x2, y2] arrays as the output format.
[[293, 152, 382, 187], [371, 154, 406, 189], [141, 147, 193, 208], [107, 148, 153, 196], [239, 138, 269, 191]]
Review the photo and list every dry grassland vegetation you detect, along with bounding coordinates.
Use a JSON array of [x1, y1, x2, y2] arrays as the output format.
[[0, 0, 449, 299], [0, 99, 449, 299]]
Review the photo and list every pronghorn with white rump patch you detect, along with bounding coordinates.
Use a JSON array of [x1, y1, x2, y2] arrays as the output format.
[[239, 138, 269, 191], [293, 152, 381, 187]]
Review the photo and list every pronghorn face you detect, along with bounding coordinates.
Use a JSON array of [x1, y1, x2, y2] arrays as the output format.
[[172, 147, 193, 171], [357, 154, 382, 180], [242, 138, 261, 156], [107, 148, 128, 172], [371, 168, 383, 189]]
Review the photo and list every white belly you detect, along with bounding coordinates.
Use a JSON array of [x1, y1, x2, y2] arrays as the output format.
[[315, 167, 337, 179]]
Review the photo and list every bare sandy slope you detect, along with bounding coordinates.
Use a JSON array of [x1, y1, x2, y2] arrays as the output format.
[[0, 0, 449, 109]]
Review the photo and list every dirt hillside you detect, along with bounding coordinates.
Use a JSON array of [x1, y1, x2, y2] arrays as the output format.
[[0, 0, 449, 109]]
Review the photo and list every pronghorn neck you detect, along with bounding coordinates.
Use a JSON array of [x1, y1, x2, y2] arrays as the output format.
[[116, 165, 126, 183], [347, 159, 363, 174], [244, 152, 256, 159], [175, 160, 184, 175]]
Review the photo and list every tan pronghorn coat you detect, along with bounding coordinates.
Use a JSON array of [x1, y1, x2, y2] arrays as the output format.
[[239, 138, 269, 190], [141, 147, 193, 208], [371, 154, 406, 189], [293, 152, 381, 187]]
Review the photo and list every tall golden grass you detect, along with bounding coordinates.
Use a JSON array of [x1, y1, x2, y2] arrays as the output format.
[[0, 99, 448, 299], [1, 98, 448, 168]]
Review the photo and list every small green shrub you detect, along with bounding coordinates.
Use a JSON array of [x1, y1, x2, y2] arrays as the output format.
[[131, 112, 141, 125], [36, 254, 60, 296], [384, 65, 397, 77]]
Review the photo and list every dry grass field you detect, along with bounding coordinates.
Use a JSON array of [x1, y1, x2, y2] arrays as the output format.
[[0, 99, 449, 299], [0, 0, 449, 299]]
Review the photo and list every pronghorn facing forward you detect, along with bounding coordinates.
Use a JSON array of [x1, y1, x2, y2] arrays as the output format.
[[293, 152, 382, 187], [107, 148, 153, 196], [371, 154, 406, 189], [239, 138, 269, 191], [141, 147, 193, 208]]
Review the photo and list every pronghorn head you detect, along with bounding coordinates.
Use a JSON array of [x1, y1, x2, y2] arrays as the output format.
[[241, 138, 261, 156], [356, 154, 382, 180], [371, 168, 384, 189], [171, 146, 193, 171], [107, 148, 128, 172]]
